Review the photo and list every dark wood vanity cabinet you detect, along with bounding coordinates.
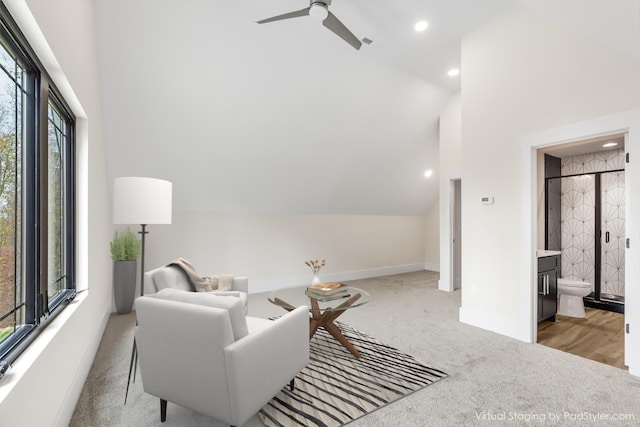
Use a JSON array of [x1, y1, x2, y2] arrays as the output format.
[[538, 255, 558, 323]]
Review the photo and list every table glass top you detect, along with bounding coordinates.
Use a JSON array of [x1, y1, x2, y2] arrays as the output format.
[[268, 285, 370, 312]]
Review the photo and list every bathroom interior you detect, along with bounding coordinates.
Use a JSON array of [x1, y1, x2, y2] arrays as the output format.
[[536, 133, 626, 370]]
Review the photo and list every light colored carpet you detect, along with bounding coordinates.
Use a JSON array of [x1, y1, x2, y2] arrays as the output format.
[[70, 271, 640, 426]]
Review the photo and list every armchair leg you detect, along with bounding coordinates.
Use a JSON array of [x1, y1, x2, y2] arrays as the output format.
[[160, 399, 167, 422], [289, 378, 295, 391]]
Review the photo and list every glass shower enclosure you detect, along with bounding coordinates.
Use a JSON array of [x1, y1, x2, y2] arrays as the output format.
[[599, 171, 625, 304]]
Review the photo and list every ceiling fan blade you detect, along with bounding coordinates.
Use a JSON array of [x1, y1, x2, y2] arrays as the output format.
[[322, 11, 362, 50], [257, 7, 310, 24]]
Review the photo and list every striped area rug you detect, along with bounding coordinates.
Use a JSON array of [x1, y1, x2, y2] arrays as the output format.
[[259, 322, 447, 427]]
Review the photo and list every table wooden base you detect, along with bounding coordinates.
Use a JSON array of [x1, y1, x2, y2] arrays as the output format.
[[273, 293, 362, 358]]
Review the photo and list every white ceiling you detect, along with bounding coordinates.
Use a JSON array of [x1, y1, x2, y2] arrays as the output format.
[[94, 0, 639, 215]]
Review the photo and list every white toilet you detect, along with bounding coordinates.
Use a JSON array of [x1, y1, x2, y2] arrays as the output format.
[[557, 278, 591, 318]]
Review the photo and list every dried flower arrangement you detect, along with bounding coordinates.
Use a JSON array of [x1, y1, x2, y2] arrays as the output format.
[[305, 259, 326, 275]]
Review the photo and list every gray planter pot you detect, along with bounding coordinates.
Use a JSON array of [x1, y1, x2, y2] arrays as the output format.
[[114, 260, 137, 314]]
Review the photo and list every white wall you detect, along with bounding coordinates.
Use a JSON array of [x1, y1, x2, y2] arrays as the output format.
[[424, 200, 439, 271], [438, 93, 462, 291], [134, 212, 427, 294], [458, 8, 640, 341], [0, 1, 112, 425]]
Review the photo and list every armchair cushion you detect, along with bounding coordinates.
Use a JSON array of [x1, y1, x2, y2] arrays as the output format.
[[209, 290, 248, 309], [150, 288, 248, 340]]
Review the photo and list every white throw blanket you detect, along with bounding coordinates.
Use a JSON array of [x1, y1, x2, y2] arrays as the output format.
[[168, 258, 233, 292]]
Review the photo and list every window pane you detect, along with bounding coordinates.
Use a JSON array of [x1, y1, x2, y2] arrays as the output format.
[[47, 102, 66, 302], [0, 40, 18, 81], [0, 41, 24, 345]]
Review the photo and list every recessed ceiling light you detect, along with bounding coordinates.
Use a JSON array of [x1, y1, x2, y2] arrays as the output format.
[[602, 142, 618, 148], [414, 21, 428, 32], [448, 68, 460, 77], [424, 169, 433, 178]]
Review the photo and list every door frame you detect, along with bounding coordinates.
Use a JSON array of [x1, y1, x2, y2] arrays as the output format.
[[453, 179, 462, 290], [440, 177, 462, 292], [521, 109, 640, 376]]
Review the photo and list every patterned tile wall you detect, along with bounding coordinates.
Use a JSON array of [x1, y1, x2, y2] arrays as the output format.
[[561, 149, 625, 175], [561, 175, 595, 285], [560, 149, 625, 296]]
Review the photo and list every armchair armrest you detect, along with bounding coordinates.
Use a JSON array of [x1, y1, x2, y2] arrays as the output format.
[[231, 276, 248, 293], [143, 267, 162, 294], [223, 306, 309, 426]]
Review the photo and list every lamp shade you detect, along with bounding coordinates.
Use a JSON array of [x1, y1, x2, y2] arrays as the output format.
[[113, 177, 172, 225]]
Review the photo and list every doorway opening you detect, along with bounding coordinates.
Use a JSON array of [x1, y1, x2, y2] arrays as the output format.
[[536, 133, 626, 369]]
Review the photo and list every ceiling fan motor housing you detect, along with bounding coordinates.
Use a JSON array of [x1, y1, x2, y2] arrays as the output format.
[[309, 2, 329, 21]]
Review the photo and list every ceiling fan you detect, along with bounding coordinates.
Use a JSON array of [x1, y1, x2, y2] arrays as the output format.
[[257, 0, 363, 50]]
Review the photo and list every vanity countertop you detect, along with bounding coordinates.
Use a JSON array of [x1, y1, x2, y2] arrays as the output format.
[[537, 250, 561, 258]]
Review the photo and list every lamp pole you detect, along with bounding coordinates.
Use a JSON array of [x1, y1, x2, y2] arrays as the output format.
[[139, 224, 148, 297], [125, 223, 149, 404]]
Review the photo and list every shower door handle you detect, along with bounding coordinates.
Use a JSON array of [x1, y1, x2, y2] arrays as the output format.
[[605, 231, 610, 243]]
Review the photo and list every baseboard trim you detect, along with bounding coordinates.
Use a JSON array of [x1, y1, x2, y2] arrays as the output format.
[[251, 263, 426, 294], [424, 262, 439, 272]]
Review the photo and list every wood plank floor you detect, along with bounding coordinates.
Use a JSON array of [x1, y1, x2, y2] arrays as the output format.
[[537, 307, 626, 370]]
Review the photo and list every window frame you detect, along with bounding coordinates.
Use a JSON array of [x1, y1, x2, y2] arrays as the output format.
[[0, 3, 75, 373]]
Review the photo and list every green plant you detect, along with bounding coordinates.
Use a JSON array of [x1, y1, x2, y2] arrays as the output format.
[[110, 228, 141, 261], [0, 326, 12, 342]]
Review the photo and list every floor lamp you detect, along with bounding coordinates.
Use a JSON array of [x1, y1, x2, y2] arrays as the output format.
[[113, 177, 172, 404]]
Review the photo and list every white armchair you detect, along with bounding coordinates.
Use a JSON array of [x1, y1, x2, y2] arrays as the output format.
[[143, 265, 249, 311], [134, 289, 309, 426]]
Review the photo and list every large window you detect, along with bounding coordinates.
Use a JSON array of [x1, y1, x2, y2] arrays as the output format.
[[0, 6, 75, 372]]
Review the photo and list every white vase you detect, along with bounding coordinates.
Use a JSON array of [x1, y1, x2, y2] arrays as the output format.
[[311, 274, 321, 285]]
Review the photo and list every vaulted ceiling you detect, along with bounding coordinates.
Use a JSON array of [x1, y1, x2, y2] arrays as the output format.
[[94, 0, 639, 215]]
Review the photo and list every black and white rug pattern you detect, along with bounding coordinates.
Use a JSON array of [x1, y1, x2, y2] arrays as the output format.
[[259, 323, 447, 427]]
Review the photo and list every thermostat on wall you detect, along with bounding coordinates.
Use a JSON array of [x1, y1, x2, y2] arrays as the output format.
[[481, 196, 494, 205]]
